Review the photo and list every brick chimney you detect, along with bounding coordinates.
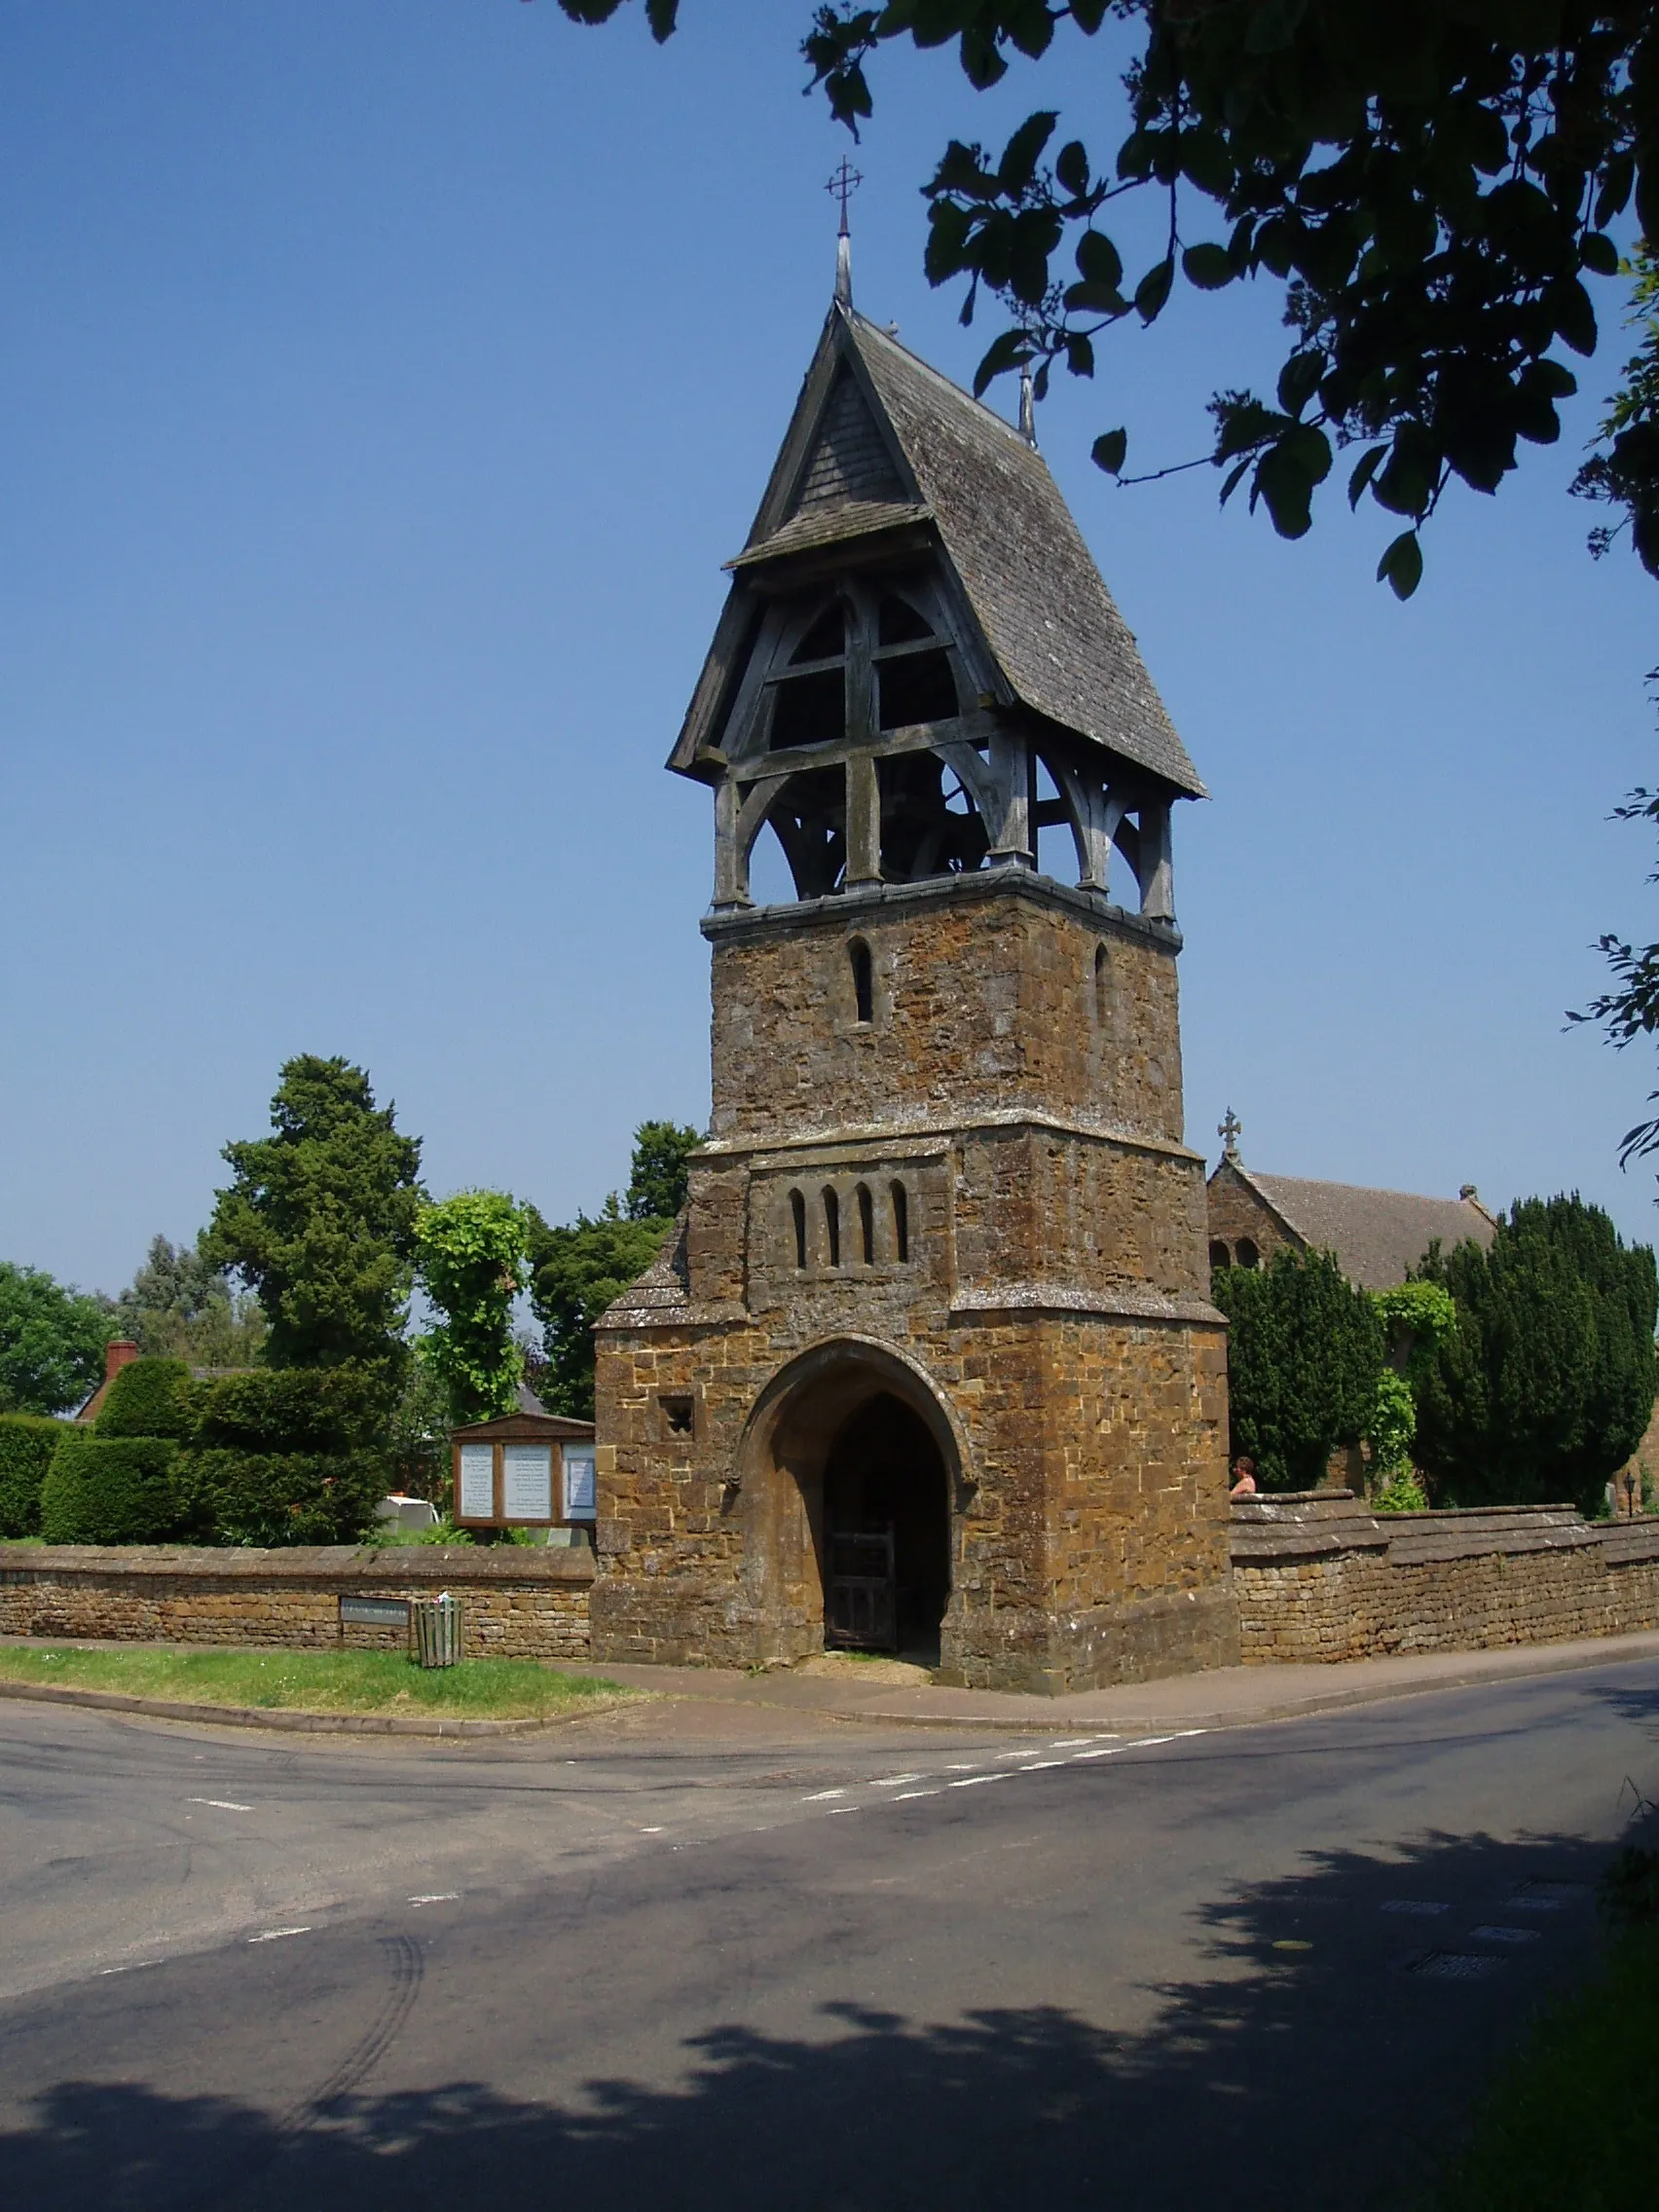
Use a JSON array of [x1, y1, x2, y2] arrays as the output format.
[[103, 1340, 139, 1382]]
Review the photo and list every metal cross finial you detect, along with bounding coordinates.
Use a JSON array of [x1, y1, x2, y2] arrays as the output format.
[[1219, 1108, 1242, 1162], [827, 157, 864, 235]]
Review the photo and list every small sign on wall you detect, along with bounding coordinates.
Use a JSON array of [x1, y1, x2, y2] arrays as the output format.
[[340, 1595, 410, 1629]]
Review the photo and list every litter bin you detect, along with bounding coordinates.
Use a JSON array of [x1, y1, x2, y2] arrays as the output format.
[[411, 1593, 462, 1669]]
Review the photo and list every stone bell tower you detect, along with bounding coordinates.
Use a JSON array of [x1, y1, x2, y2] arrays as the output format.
[[591, 280, 1235, 1693]]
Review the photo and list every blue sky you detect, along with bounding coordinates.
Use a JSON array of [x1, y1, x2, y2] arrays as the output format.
[[3, 2, 1656, 1298]]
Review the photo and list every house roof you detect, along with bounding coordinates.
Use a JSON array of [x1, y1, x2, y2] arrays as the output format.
[[670, 304, 1202, 798], [1220, 1163, 1496, 1291]]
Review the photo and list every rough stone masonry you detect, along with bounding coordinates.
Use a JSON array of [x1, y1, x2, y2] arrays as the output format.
[[589, 292, 1235, 1693]]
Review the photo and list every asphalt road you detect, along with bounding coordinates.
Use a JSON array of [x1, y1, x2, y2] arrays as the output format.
[[1, 1659, 1656, 2211]]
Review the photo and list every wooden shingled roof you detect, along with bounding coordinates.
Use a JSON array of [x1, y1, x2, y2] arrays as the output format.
[[1230, 1165, 1497, 1292], [670, 303, 1203, 798]]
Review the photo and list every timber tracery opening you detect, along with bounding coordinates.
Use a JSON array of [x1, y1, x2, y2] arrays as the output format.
[[707, 570, 1181, 925]]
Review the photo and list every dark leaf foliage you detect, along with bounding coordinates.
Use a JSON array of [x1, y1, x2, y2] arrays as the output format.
[[1412, 1195, 1658, 1514], [40, 1434, 179, 1545], [0, 1261, 111, 1417], [1211, 1247, 1384, 1491], [525, 1121, 694, 1419], [94, 1356, 195, 1443], [204, 1054, 423, 1424], [0, 1414, 65, 1539], [796, 1, 1659, 590]]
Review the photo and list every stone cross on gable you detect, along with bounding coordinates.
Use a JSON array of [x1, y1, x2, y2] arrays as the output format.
[[1219, 1108, 1242, 1163]]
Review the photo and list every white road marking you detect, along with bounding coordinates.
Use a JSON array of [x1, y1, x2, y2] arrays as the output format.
[[947, 1772, 1012, 1789], [408, 1894, 460, 1906], [1051, 1739, 1104, 1749], [896, 1789, 941, 1800], [869, 1774, 925, 1787], [188, 1798, 253, 1812], [942, 1762, 982, 1773], [1018, 1759, 1066, 1771], [638, 1825, 665, 1834], [801, 1788, 846, 1802], [247, 1927, 312, 1943], [1382, 1900, 1450, 1917], [1470, 1925, 1540, 1945], [1072, 1747, 1124, 1760], [994, 1749, 1038, 1762]]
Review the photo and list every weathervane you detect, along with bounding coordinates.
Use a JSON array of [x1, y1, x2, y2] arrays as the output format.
[[828, 158, 863, 309]]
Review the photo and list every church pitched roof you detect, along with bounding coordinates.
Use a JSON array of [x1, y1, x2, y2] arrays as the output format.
[[670, 304, 1202, 797], [1226, 1164, 1496, 1292]]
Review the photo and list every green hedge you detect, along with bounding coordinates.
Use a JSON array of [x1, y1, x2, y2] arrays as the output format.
[[95, 1356, 193, 1441], [186, 1366, 378, 1453], [40, 1433, 180, 1544], [177, 1449, 386, 1547], [0, 1414, 66, 1537]]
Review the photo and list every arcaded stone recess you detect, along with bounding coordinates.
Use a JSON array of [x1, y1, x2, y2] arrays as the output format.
[[593, 869, 1238, 1695], [0, 1545, 595, 1660]]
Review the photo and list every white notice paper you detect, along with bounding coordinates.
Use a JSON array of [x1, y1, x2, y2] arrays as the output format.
[[563, 1445, 597, 1521], [502, 1444, 553, 1522], [459, 1444, 495, 1521]]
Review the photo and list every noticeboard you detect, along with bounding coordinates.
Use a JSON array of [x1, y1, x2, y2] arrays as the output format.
[[453, 1435, 594, 1529]]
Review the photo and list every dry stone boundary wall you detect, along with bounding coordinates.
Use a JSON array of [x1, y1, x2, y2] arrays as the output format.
[[4, 1501, 1658, 1678], [0, 1545, 595, 1661], [1231, 1492, 1659, 1663]]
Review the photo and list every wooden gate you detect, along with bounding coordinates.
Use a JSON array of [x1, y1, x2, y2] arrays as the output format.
[[825, 1527, 898, 1651]]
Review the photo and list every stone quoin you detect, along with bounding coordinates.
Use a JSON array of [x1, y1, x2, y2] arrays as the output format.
[[590, 265, 1235, 1693]]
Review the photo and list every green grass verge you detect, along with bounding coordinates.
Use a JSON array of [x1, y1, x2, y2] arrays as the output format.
[[1428, 1925, 1659, 2209], [0, 1641, 631, 1718]]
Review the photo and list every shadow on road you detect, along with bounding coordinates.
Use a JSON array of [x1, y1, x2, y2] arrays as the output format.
[[0, 1825, 1634, 2212]]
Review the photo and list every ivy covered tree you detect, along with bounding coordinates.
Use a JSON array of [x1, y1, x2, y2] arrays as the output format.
[[415, 1190, 532, 1426], [552, 0, 1659, 594], [204, 1055, 424, 1426], [1413, 1194, 1658, 1513], [0, 1262, 112, 1416], [1212, 1246, 1385, 1491]]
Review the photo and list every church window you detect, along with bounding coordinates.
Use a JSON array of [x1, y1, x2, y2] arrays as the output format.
[[1208, 1240, 1230, 1272], [1236, 1238, 1260, 1271], [823, 1187, 841, 1269], [856, 1183, 874, 1265], [849, 938, 873, 1024], [790, 1189, 807, 1270], [891, 1181, 909, 1264], [660, 1394, 694, 1437]]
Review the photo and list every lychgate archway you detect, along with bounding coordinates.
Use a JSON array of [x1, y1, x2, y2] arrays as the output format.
[[734, 1338, 968, 1664]]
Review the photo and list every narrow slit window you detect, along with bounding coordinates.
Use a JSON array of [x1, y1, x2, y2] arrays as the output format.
[[850, 939, 873, 1025], [856, 1184, 874, 1265], [1094, 943, 1111, 1029], [891, 1181, 909, 1264], [790, 1188, 807, 1270], [823, 1187, 841, 1269]]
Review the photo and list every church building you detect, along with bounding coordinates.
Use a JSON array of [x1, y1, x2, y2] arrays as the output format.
[[591, 259, 1236, 1694]]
